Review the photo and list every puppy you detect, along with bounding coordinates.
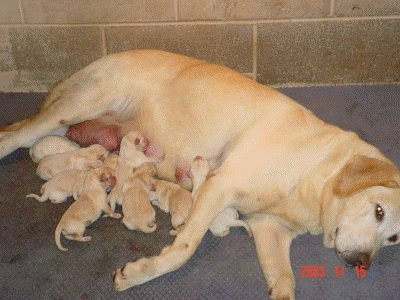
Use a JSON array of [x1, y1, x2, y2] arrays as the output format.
[[108, 131, 162, 211], [55, 170, 121, 251], [122, 163, 157, 233], [72, 153, 119, 200], [190, 156, 251, 237], [150, 179, 192, 235], [26, 169, 87, 203], [29, 135, 80, 163], [209, 208, 251, 237], [37, 144, 108, 180], [102, 153, 119, 173]]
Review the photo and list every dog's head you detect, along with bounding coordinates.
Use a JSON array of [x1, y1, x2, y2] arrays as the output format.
[[324, 155, 400, 269]]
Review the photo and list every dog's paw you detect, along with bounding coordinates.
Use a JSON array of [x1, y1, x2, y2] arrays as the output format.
[[113, 258, 156, 291], [113, 267, 131, 292], [268, 275, 295, 300]]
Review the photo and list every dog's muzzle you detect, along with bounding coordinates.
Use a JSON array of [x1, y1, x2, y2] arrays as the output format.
[[336, 250, 371, 269]]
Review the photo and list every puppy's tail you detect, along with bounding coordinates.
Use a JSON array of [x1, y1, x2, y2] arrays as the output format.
[[26, 193, 48, 202], [55, 223, 68, 251]]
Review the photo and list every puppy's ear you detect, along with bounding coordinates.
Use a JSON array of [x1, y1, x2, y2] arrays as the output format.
[[333, 155, 400, 197]]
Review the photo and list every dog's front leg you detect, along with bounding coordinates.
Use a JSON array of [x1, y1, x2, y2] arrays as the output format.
[[248, 215, 297, 300], [113, 175, 234, 291]]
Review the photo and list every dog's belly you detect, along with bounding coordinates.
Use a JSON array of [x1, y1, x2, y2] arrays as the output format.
[[67, 113, 229, 189]]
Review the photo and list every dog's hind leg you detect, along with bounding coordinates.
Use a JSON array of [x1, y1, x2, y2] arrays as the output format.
[[0, 88, 112, 160], [112, 174, 235, 291]]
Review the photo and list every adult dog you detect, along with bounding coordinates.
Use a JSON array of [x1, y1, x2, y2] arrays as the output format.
[[1, 50, 399, 299]]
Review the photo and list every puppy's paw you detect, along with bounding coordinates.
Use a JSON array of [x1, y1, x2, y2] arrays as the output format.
[[210, 227, 230, 237], [109, 212, 122, 219], [269, 275, 295, 300]]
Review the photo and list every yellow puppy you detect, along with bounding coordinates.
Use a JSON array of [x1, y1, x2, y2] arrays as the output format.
[[26, 169, 87, 203], [37, 144, 108, 180], [29, 135, 80, 163], [72, 153, 119, 200], [122, 163, 157, 233], [190, 156, 251, 237], [150, 179, 192, 235], [54, 170, 120, 251], [108, 131, 162, 211]]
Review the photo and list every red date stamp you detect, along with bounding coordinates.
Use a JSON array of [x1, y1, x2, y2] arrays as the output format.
[[300, 265, 367, 278]]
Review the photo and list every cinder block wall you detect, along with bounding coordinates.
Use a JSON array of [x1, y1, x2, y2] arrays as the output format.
[[1, 0, 399, 92]]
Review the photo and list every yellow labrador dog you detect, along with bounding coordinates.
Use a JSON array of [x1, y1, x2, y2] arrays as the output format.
[[1, 50, 400, 299]]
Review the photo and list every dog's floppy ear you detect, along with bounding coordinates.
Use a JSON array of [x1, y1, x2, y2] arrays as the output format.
[[333, 155, 400, 197]]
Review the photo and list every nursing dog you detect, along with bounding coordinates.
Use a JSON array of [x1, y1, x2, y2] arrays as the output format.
[[1, 50, 400, 299]]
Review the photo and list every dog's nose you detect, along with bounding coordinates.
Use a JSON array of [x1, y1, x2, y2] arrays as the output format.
[[344, 252, 371, 269]]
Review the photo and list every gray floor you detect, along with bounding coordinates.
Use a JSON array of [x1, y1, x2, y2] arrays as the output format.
[[0, 85, 399, 299]]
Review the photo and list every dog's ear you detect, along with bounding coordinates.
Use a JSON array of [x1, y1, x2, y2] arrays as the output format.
[[333, 155, 400, 197]]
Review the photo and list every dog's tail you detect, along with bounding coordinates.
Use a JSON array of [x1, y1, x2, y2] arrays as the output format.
[[26, 193, 48, 202], [55, 223, 68, 251]]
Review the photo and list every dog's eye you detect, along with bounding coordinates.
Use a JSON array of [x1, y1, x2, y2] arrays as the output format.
[[388, 235, 398, 243], [375, 204, 384, 222]]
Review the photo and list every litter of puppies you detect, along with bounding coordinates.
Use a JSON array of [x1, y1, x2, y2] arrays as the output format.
[[26, 131, 249, 251]]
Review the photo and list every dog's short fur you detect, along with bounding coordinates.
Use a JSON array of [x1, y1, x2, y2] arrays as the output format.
[[150, 179, 192, 234], [29, 135, 80, 163], [55, 170, 121, 251], [37, 144, 109, 180], [108, 131, 162, 210], [122, 163, 157, 233], [26, 169, 87, 203], [1, 50, 400, 299]]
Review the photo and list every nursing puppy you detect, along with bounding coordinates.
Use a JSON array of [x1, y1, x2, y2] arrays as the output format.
[[29, 135, 80, 163], [55, 170, 121, 251], [26, 169, 87, 203], [72, 153, 119, 200], [27, 154, 117, 203], [150, 179, 193, 235], [122, 163, 157, 233], [190, 157, 251, 237], [37, 144, 108, 180], [108, 131, 163, 211]]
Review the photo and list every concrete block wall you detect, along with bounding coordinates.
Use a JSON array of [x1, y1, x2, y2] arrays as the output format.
[[0, 0, 399, 92]]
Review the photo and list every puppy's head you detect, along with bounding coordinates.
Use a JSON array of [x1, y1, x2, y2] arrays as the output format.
[[189, 156, 210, 180], [135, 163, 157, 179], [88, 144, 109, 158], [119, 131, 147, 158], [325, 155, 400, 269], [103, 153, 119, 170]]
